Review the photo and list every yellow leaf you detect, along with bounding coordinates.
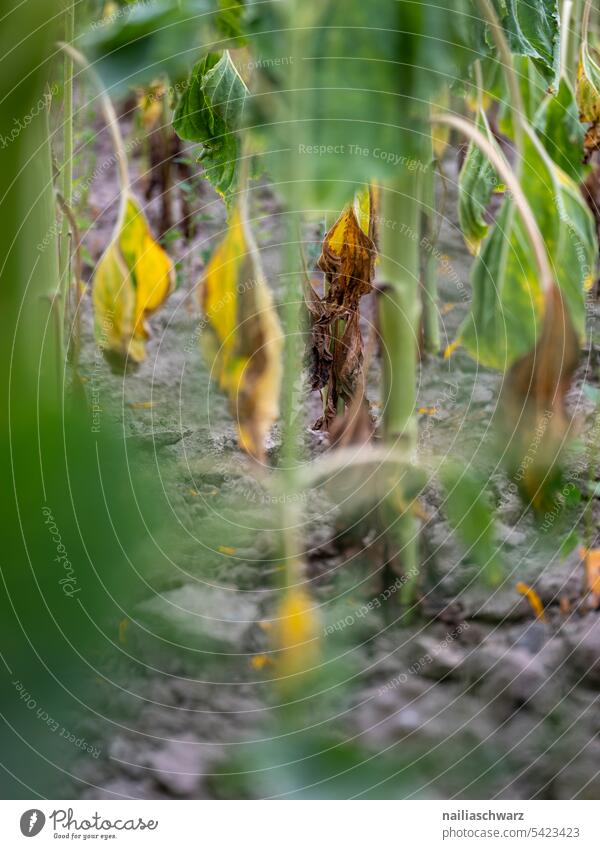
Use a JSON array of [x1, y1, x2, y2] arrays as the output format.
[[443, 340, 459, 359], [273, 587, 320, 681], [93, 195, 175, 364], [580, 547, 600, 605], [102, 1, 119, 19], [249, 654, 272, 670], [418, 406, 438, 416], [352, 186, 372, 237], [129, 400, 159, 409], [120, 198, 175, 335], [200, 201, 283, 461], [516, 581, 545, 620], [137, 81, 166, 131], [218, 545, 237, 556]]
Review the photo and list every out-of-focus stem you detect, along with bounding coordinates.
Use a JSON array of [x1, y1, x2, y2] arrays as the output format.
[[421, 128, 440, 354], [379, 170, 421, 445], [59, 1, 74, 291], [379, 168, 422, 608], [58, 42, 131, 233]]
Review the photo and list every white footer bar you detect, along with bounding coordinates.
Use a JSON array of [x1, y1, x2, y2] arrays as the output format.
[[1, 800, 597, 848]]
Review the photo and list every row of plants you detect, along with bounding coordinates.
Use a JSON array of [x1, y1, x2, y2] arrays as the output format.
[[6, 0, 600, 749]]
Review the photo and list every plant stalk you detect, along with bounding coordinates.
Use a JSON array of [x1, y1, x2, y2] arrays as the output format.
[[58, 42, 131, 234], [420, 128, 440, 354], [379, 168, 422, 609], [59, 1, 74, 291]]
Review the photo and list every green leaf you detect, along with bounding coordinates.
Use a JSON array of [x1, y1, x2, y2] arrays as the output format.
[[84, 0, 228, 90], [496, 0, 560, 87], [246, 0, 481, 207], [560, 528, 580, 559], [458, 109, 499, 255], [173, 50, 248, 201], [534, 77, 586, 181], [215, 0, 247, 42], [496, 56, 549, 135], [441, 462, 503, 586], [458, 125, 597, 370]]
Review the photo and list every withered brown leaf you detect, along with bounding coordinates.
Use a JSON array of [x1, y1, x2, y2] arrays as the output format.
[[304, 191, 377, 431], [502, 286, 579, 510]]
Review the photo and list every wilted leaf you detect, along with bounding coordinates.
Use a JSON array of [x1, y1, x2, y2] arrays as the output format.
[[136, 80, 166, 131], [199, 199, 283, 461], [458, 125, 596, 370], [502, 286, 580, 509], [93, 195, 175, 365], [305, 188, 377, 430], [174, 50, 248, 201], [458, 109, 499, 255], [577, 30, 600, 162]]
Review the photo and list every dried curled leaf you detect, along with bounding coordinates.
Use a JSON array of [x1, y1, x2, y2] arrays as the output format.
[[200, 201, 283, 461], [502, 286, 580, 510], [516, 582, 545, 620], [305, 188, 377, 430], [93, 195, 175, 366]]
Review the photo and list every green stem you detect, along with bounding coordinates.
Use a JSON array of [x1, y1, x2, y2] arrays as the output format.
[[278, 3, 305, 589], [380, 170, 421, 445], [567, 0, 583, 76], [59, 1, 74, 290], [420, 128, 440, 354], [58, 42, 131, 234], [561, 0, 574, 78], [56, 1, 74, 383], [379, 168, 422, 609]]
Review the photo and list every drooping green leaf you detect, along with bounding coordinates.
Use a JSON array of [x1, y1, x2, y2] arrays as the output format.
[[534, 76, 586, 181], [458, 125, 596, 370], [496, 0, 560, 87], [174, 50, 248, 201], [458, 109, 499, 255]]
